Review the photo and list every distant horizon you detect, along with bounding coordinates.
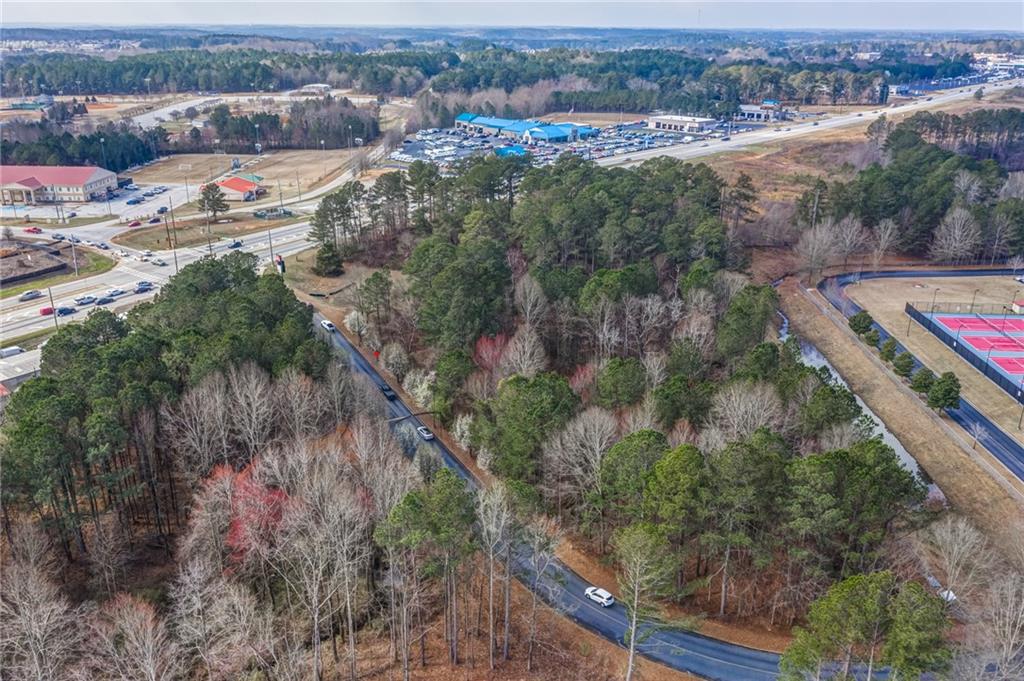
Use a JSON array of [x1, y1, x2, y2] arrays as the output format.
[[3, 2, 1021, 32]]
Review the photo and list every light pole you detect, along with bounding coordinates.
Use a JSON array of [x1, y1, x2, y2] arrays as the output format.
[[320, 139, 326, 178], [347, 124, 353, 149], [47, 288, 58, 331], [930, 287, 941, 313], [254, 123, 261, 154], [204, 209, 213, 256], [144, 77, 152, 98], [969, 288, 980, 313], [99, 136, 108, 169]]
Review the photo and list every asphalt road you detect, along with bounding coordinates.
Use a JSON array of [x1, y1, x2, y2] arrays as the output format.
[[817, 269, 1024, 485], [598, 79, 1023, 168], [320, 318, 783, 681]]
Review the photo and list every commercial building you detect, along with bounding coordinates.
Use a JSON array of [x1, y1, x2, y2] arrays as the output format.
[[297, 83, 332, 95], [735, 101, 788, 123], [214, 176, 264, 202], [646, 115, 717, 134], [0, 165, 117, 205], [454, 113, 599, 142]]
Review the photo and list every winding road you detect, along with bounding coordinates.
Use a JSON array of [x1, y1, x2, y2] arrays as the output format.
[[320, 318, 783, 681]]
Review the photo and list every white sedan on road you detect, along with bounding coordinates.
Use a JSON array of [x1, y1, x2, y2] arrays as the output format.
[[585, 587, 615, 607]]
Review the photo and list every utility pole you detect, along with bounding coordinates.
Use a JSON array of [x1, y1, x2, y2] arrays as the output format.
[[69, 238, 79, 276], [165, 198, 180, 273], [295, 170, 302, 201], [47, 288, 59, 331], [204, 209, 213, 256]]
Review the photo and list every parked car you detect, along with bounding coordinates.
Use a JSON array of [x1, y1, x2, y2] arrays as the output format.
[[584, 587, 615, 607], [380, 384, 397, 401], [73, 295, 97, 306], [23, 226, 42, 234], [18, 290, 43, 302], [157, 206, 169, 214], [319, 319, 337, 332], [39, 306, 55, 316], [95, 297, 115, 306], [56, 306, 76, 316], [129, 221, 142, 227], [416, 426, 435, 441]]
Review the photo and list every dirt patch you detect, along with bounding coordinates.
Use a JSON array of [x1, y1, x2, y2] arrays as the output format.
[[780, 279, 1024, 555]]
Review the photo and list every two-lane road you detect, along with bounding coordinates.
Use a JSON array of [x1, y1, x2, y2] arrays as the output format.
[[320, 318, 782, 681]]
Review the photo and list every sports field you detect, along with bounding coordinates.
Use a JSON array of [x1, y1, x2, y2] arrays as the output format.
[[847, 273, 1024, 448], [129, 149, 359, 196]]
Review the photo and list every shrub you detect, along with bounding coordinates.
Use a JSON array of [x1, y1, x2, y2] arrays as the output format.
[[863, 329, 881, 348], [848, 310, 874, 335], [909, 367, 936, 394], [880, 338, 898, 362], [893, 352, 915, 378], [927, 372, 961, 410], [380, 342, 411, 381]]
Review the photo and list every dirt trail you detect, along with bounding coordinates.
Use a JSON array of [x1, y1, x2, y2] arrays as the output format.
[[779, 280, 1024, 550]]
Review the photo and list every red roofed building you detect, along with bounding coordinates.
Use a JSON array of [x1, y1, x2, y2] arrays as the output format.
[[1, 165, 117, 205], [215, 176, 264, 202]]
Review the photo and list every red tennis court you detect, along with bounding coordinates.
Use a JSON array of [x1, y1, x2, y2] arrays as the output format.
[[962, 335, 1024, 352], [993, 356, 1024, 375], [936, 316, 1024, 332]]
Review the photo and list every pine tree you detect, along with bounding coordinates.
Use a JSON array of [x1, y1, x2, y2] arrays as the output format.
[[197, 183, 228, 219]]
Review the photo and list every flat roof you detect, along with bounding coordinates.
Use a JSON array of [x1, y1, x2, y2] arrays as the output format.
[[649, 115, 716, 123]]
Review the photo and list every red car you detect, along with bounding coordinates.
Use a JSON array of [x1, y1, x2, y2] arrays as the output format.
[[39, 306, 54, 316], [23, 226, 43, 234], [129, 220, 142, 227]]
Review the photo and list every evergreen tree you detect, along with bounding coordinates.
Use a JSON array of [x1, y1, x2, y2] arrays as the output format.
[[197, 183, 228, 219]]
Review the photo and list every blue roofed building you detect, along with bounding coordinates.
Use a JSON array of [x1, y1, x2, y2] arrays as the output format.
[[494, 145, 527, 157], [453, 112, 602, 143]]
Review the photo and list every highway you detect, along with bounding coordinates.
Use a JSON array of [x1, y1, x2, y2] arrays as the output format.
[[598, 78, 1023, 168], [817, 269, 1024, 486], [320, 318, 783, 681]]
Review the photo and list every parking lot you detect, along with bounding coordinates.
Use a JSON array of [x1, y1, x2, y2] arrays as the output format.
[[389, 119, 768, 169]]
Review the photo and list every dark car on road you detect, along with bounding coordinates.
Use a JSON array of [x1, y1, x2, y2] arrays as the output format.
[[95, 297, 115, 306], [56, 306, 76, 316], [380, 384, 397, 401]]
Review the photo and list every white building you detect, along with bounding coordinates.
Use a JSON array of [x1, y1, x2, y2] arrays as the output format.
[[647, 115, 717, 134], [0, 165, 117, 205]]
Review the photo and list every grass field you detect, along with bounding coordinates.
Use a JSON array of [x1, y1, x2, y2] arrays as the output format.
[[538, 111, 646, 126], [1, 249, 116, 299], [3, 326, 54, 351], [112, 213, 303, 251], [847, 273, 1024, 449], [129, 149, 360, 199]]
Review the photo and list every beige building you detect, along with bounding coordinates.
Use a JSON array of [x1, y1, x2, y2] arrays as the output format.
[[646, 115, 717, 134], [1, 165, 117, 205]]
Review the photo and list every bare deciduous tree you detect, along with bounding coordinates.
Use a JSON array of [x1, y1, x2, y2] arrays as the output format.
[[514, 272, 549, 330], [87, 513, 128, 597], [0, 523, 81, 681], [82, 593, 182, 681], [954, 169, 982, 205], [523, 515, 563, 672], [227, 362, 275, 462], [930, 206, 982, 263], [499, 325, 547, 378], [276, 367, 328, 444], [641, 351, 668, 389], [919, 515, 994, 609], [870, 218, 900, 272], [796, 220, 839, 282], [540, 406, 618, 517], [477, 483, 513, 670], [706, 381, 785, 444], [163, 371, 232, 482], [999, 171, 1024, 201]]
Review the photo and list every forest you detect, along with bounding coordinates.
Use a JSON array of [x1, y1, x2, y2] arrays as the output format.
[[206, 98, 380, 152], [792, 111, 1024, 268], [1, 49, 458, 97], [0, 120, 165, 173], [302, 152, 1023, 678]]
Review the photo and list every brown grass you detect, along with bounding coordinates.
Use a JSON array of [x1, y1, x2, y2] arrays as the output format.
[[112, 214, 301, 251], [779, 279, 1024, 555]]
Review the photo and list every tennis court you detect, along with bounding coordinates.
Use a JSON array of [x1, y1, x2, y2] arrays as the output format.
[[919, 310, 1024, 389], [936, 316, 1024, 332], [992, 356, 1024, 375], [961, 335, 1024, 352]]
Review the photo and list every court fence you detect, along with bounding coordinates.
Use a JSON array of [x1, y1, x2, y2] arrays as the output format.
[[905, 302, 1024, 404], [910, 301, 1022, 317]]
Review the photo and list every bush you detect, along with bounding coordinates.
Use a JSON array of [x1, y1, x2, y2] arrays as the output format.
[[893, 352, 915, 378], [848, 310, 874, 336], [380, 342, 411, 381], [880, 338, 898, 362], [863, 329, 881, 348], [596, 357, 647, 408], [909, 367, 936, 394], [927, 372, 961, 410], [313, 242, 344, 276]]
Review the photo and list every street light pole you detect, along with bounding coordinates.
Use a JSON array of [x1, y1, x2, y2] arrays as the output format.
[[930, 287, 941, 313], [254, 123, 261, 154], [320, 139, 326, 178], [969, 288, 980, 313], [47, 288, 59, 331]]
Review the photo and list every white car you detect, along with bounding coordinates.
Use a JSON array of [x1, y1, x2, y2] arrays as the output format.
[[416, 426, 435, 441], [105, 288, 127, 298], [117, 249, 129, 257], [152, 258, 167, 266], [585, 587, 615, 607], [320, 319, 337, 332]]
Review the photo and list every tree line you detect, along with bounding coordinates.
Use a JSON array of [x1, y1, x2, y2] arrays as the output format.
[[206, 97, 379, 152], [2, 48, 457, 96], [0, 121, 165, 173]]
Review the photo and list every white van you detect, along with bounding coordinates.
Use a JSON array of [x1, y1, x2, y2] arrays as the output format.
[[0, 346, 25, 358]]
